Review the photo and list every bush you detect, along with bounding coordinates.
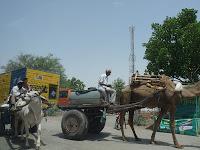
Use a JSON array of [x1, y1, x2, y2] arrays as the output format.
[[134, 115, 147, 126], [44, 106, 62, 116]]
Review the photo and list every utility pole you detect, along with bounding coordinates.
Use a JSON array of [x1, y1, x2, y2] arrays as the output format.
[[129, 25, 135, 83]]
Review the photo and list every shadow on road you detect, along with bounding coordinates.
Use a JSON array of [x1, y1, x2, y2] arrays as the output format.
[[52, 133, 66, 139], [184, 145, 200, 149], [4, 135, 35, 150], [52, 132, 111, 141], [112, 135, 200, 149], [52, 132, 200, 149], [112, 136, 171, 145], [2, 134, 46, 150], [86, 132, 111, 141]]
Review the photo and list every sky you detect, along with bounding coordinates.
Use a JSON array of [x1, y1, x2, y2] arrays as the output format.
[[0, 0, 200, 88]]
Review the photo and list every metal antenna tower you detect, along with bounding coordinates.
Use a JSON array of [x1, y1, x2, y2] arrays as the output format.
[[129, 25, 135, 83]]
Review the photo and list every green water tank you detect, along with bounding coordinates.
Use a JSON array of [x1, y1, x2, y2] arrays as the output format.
[[69, 89, 103, 105]]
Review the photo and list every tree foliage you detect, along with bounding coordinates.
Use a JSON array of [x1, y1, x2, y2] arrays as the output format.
[[112, 78, 125, 93], [1, 53, 85, 89], [144, 8, 200, 82], [64, 77, 85, 90]]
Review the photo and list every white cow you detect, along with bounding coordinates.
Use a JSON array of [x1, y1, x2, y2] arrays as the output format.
[[14, 89, 45, 149]]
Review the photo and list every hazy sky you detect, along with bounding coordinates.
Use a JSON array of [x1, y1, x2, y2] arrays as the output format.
[[0, 0, 200, 87]]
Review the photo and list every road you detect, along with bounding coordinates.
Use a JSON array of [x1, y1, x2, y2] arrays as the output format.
[[0, 114, 200, 150]]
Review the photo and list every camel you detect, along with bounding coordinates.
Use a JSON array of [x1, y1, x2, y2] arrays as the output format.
[[118, 75, 200, 149]]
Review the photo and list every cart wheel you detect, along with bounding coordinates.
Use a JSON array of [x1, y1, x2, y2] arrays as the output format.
[[61, 110, 88, 140], [0, 118, 5, 136], [88, 113, 106, 134]]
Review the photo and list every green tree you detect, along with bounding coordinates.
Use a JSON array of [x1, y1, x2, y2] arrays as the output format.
[[64, 77, 85, 90], [143, 8, 200, 82], [1, 53, 85, 88], [112, 78, 125, 93]]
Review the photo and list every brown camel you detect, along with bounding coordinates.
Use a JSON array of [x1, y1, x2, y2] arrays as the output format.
[[118, 75, 200, 149]]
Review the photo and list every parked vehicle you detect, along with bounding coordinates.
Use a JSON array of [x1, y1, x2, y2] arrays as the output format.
[[57, 88, 71, 109], [0, 68, 60, 105]]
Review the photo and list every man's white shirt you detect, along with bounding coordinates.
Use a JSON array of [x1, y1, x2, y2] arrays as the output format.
[[98, 73, 108, 88], [10, 86, 27, 97], [10, 86, 21, 97]]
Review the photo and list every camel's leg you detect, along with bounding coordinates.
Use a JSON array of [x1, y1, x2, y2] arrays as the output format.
[[114, 115, 120, 129], [36, 124, 41, 150], [24, 122, 30, 147], [150, 107, 167, 144], [124, 116, 126, 129], [170, 107, 183, 149], [128, 110, 140, 141], [119, 111, 128, 141], [124, 119, 127, 129]]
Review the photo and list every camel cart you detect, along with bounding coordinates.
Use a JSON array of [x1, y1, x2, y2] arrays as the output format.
[[60, 75, 164, 140], [59, 87, 143, 140]]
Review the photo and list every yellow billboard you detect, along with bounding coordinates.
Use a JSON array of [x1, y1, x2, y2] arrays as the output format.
[[0, 68, 60, 104], [0, 73, 11, 104], [26, 69, 60, 103]]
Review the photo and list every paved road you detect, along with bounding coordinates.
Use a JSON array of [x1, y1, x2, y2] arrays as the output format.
[[0, 115, 200, 150]]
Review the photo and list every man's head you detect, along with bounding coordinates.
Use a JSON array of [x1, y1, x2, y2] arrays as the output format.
[[17, 80, 24, 89], [23, 77, 28, 84], [106, 69, 111, 76]]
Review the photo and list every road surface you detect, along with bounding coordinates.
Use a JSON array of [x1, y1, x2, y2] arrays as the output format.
[[0, 114, 199, 150]]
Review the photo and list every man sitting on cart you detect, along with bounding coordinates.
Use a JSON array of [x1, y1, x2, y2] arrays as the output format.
[[98, 69, 116, 105], [10, 80, 27, 111]]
